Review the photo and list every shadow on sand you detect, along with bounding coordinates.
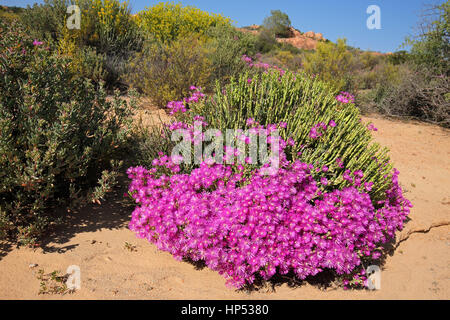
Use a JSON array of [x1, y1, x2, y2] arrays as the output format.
[[0, 175, 134, 260]]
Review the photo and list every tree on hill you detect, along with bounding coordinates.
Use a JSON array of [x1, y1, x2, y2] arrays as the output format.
[[262, 9, 292, 38]]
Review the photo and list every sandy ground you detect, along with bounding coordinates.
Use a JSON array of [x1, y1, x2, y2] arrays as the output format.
[[0, 112, 449, 300]]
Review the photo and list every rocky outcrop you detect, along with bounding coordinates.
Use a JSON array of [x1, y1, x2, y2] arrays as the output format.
[[303, 30, 324, 41], [276, 27, 326, 50], [238, 25, 327, 50]]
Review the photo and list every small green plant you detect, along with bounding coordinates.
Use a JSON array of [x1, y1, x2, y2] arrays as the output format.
[[128, 117, 176, 168], [124, 241, 137, 252], [36, 269, 74, 295]]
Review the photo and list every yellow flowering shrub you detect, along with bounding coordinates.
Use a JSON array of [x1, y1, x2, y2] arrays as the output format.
[[58, 28, 106, 84], [135, 2, 232, 43], [73, 0, 141, 54]]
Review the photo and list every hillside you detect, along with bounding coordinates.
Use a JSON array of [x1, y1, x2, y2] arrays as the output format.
[[239, 24, 326, 50], [238, 24, 391, 56]]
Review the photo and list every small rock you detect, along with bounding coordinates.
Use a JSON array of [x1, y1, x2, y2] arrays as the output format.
[[29, 263, 38, 269]]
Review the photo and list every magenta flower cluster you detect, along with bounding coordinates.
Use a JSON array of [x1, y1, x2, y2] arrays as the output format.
[[336, 91, 355, 104], [309, 120, 337, 139], [32, 39, 43, 46], [241, 55, 286, 76], [167, 86, 206, 115], [127, 123, 411, 288]]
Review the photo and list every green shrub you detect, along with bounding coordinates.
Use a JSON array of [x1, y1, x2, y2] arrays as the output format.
[[126, 34, 212, 107], [278, 41, 302, 55], [22, 0, 142, 55], [204, 24, 257, 86], [181, 70, 394, 202], [83, 0, 142, 56], [303, 38, 357, 91], [75, 46, 107, 84], [128, 117, 175, 168], [21, 0, 143, 88], [356, 60, 401, 91], [20, 0, 68, 41], [57, 29, 107, 85], [406, 1, 449, 75], [255, 27, 279, 53], [0, 22, 134, 244], [387, 50, 410, 66], [266, 50, 303, 71]]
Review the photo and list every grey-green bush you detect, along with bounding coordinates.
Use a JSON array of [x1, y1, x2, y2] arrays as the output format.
[[0, 22, 134, 244]]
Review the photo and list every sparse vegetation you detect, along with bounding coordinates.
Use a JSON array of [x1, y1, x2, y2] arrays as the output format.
[[36, 269, 74, 295], [124, 241, 137, 252]]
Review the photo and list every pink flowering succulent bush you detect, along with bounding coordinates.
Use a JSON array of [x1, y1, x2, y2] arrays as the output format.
[[127, 125, 411, 288], [127, 65, 412, 289]]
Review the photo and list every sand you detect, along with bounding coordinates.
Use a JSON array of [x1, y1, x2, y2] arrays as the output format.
[[0, 113, 449, 299]]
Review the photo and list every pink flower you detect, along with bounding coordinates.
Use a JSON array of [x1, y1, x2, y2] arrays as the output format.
[[246, 118, 255, 126], [336, 158, 344, 169], [33, 39, 43, 46], [335, 91, 355, 104]]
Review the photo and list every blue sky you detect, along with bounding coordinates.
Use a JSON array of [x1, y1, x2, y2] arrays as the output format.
[[2, 0, 444, 52]]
